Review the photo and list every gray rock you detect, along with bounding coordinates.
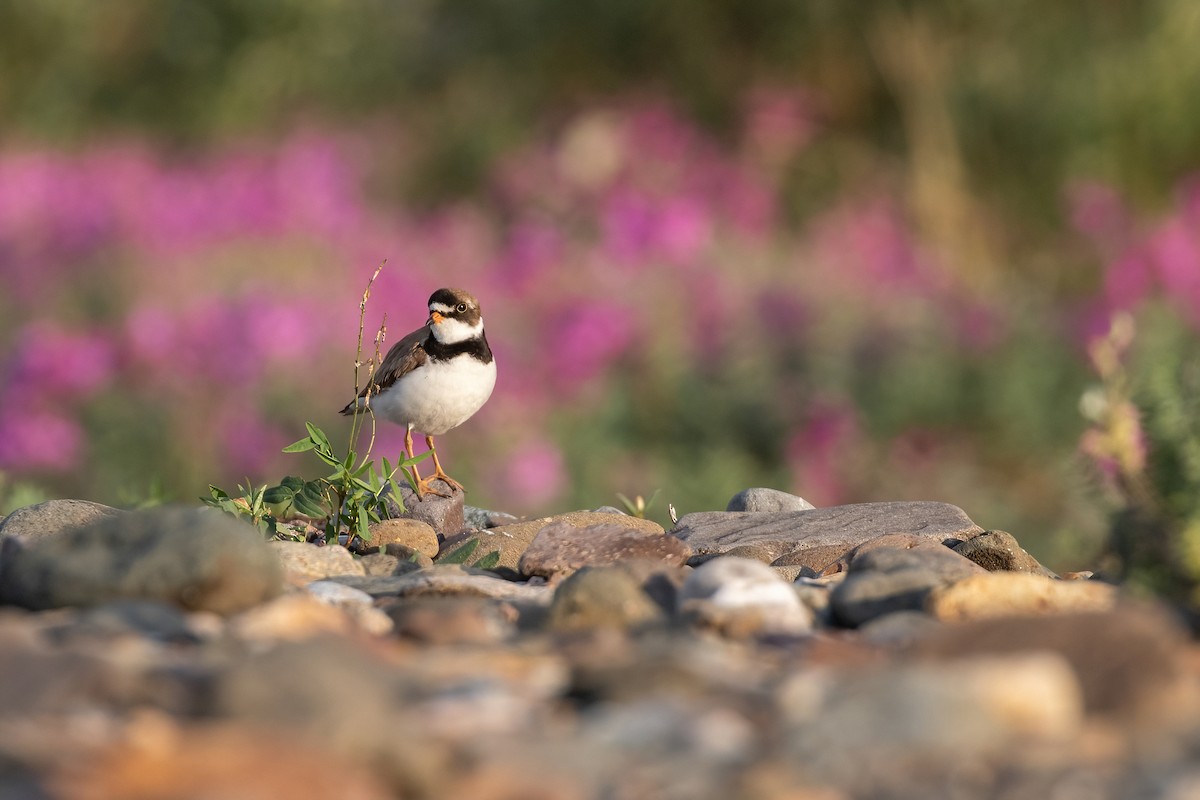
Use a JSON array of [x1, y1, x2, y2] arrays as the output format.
[[327, 565, 551, 605], [0, 506, 282, 615], [779, 654, 1083, 790], [443, 512, 666, 575], [953, 530, 1056, 576], [0, 499, 122, 542], [360, 518, 439, 557], [464, 505, 520, 530], [857, 610, 943, 646], [913, 604, 1192, 722], [359, 552, 427, 576], [519, 520, 691, 580], [546, 566, 664, 632], [678, 556, 814, 636], [726, 488, 815, 513], [830, 544, 985, 627], [45, 599, 199, 645], [383, 480, 465, 536], [272, 541, 364, 580], [671, 501, 983, 572], [383, 596, 516, 644]]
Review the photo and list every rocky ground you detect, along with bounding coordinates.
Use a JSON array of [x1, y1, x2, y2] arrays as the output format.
[[1, 486, 1198, 799]]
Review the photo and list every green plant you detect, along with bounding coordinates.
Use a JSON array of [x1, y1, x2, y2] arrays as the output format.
[[616, 490, 661, 519], [204, 265, 429, 542], [437, 537, 502, 570], [1081, 307, 1200, 603], [0, 472, 48, 516]]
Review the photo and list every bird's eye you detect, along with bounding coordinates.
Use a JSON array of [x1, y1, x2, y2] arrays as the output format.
[[456, 303, 467, 313]]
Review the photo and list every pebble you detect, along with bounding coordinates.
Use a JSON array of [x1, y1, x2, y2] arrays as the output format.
[[926, 571, 1118, 622], [383, 597, 516, 644], [518, 520, 690, 580], [830, 544, 985, 627], [546, 566, 664, 632], [725, 487, 815, 513], [383, 480, 465, 535], [0, 506, 282, 615], [441, 511, 666, 574], [329, 565, 552, 605], [952, 529, 1056, 575], [678, 556, 814, 636], [361, 518, 439, 557], [0, 498, 123, 542], [273, 541, 364, 581]]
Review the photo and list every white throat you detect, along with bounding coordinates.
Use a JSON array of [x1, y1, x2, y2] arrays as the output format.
[[432, 316, 484, 344]]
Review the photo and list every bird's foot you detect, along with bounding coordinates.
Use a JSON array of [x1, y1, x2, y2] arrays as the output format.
[[432, 469, 465, 493], [412, 473, 453, 500]]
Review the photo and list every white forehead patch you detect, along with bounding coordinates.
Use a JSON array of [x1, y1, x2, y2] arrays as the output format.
[[430, 302, 455, 315]]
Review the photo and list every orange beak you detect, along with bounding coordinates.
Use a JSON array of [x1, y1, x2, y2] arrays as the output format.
[[430, 311, 444, 325]]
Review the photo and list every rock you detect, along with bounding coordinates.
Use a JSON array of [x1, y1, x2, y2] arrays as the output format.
[[812, 532, 941, 575], [0, 507, 282, 615], [442, 511, 666, 575], [925, 572, 1119, 622], [671, 501, 983, 572], [830, 544, 985, 627], [359, 552, 426, 577], [45, 599, 199, 645], [952, 530, 1055, 575], [230, 593, 364, 641], [913, 605, 1195, 725], [857, 610, 943, 646], [361, 518, 439, 558], [327, 565, 551, 605], [305, 580, 393, 635], [608, 559, 691, 615], [518, 520, 689, 581], [678, 556, 814, 636], [384, 597, 516, 644], [383, 543, 435, 568], [546, 566, 664, 632], [52, 714, 393, 800], [780, 654, 1084, 789], [725, 488, 815, 513], [273, 541, 364, 581], [383, 480, 465, 536], [464, 505, 520, 530], [0, 499, 123, 542]]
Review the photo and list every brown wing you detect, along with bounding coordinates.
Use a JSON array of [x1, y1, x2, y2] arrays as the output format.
[[338, 325, 430, 415]]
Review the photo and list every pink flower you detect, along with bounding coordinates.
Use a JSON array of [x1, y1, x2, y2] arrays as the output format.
[[543, 301, 636, 385], [7, 323, 115, 398], [0, 408, 83, 472], [495, 439, 567, 509]]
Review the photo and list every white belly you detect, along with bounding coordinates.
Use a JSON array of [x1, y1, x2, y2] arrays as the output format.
[[369, 355, 496, 436]]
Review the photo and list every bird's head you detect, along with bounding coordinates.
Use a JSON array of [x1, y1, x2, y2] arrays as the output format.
[[427, 288, 484, 344]]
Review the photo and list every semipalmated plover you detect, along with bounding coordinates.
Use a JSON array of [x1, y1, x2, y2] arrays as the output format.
[[340, 288, 496, 497]]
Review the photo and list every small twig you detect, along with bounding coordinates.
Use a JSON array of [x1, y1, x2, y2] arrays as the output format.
[[348, 262, 385, 451]]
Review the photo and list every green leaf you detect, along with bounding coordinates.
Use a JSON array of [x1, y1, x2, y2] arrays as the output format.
[[356, 504, 371, 539], [282, 437, 317, 453], [305, 422, 333, 452], [399, 451, 432, 468], [439, 538, 479, 565], [262, 484, 296, 506], [292, 481, 331, 519], [474, 550, 501, 570]]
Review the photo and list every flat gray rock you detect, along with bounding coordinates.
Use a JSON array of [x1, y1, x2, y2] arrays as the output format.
[[670, 501, 983, 572], [384, 481, 465, 536], [0, 506, 282, 615]]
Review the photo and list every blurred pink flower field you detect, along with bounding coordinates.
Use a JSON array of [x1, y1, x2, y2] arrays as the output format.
[[2, 93, 1200, 566]]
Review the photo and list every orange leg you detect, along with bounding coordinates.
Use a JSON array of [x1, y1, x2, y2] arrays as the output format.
[[406, 426, 451, 499], [425, 435, 465, 493]]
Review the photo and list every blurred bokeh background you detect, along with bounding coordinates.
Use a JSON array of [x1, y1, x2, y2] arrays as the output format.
[[3, 1, 1200, 582]]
